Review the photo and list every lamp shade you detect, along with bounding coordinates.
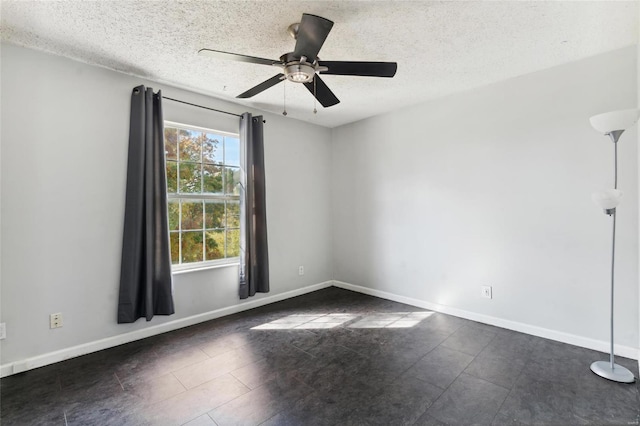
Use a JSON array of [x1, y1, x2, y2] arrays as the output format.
[[589, 109, 640, 134], [592, 189, 623, 210]]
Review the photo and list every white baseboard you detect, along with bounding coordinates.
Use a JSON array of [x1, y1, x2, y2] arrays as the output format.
[[332, 280, 640, 361], [3, 279, 636, 378], [0, 281, 333, 378]]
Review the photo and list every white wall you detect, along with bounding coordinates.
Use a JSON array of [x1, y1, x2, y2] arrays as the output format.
[[332, 46, 639, 351], [0, 44, 333, 367]]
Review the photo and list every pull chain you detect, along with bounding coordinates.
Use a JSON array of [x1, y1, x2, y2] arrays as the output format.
[[313, 76, 317, 114], [282, 80, 287, 116]]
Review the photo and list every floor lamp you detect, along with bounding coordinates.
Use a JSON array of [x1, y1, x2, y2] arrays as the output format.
[[589, 108, 639, 384]]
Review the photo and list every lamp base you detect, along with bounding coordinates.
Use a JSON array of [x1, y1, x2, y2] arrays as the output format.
[[590, 361, 635, 383]]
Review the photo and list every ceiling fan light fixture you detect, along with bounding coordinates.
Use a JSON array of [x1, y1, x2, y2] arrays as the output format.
[[284, 63, 315, 83]]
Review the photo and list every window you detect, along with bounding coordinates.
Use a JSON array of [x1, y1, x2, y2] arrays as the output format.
[[164, 121, 241, 270]]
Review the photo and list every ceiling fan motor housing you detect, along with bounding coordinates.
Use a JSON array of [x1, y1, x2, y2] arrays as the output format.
[[278, 53, 313, 83], [284, 62, 315, 83], [278, 53, 327, 83]]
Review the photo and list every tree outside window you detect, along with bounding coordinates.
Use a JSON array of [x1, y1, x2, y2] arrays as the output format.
[[165, 122, 240, 268]]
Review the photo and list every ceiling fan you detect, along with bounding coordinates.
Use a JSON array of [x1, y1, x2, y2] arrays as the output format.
[[198, 13, 398, 108]]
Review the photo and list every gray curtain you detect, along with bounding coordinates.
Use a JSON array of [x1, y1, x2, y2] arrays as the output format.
[[239, 113, 270, 299], [118, 85, 174, 323]]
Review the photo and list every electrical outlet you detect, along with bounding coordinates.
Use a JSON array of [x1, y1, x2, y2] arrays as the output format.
[[481, 286, 492, 299], [298, 266, 304, 276], [0, 323, 6, 340], [50, 313, 63, 329]]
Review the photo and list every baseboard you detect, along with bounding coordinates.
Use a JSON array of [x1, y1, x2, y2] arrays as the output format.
[[332, 280, 640, 361], [0, 280, 333, 378], [4, 279, 636, 378]]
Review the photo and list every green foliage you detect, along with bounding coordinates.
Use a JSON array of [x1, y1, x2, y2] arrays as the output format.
[[181, 201, 203, 230], [203, 164, 222, 193], [166, 161, 177, 193], [182, 231, 203, 263], [206, 230, 224, 260], [165, 125, 241, 265], [205, 201, 225, 228], [168, 201, 179, 230], [227, 229, 240, 257], [179, 162, 201, 193], [170, 232, 179, 265], [227, 201, 240, 227], [179, 129, 201, 162]]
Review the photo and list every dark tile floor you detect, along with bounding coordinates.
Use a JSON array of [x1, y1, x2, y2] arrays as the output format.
[[1, 287, 639, 425]]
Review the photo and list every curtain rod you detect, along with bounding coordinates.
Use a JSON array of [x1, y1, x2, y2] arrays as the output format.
[[162, 96, 241, 118], [162, 96, 266, 123]]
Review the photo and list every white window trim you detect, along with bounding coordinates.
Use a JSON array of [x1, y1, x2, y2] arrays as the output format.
[[165, 121, 241, 273], [165, 121, 239, 139], [172, 258, 240, 275]]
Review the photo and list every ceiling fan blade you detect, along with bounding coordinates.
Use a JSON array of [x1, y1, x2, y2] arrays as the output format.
[[293, 14, 334, 62], [303, 75, 340, 107], [198, 49, 279, 66], [319, 61, 397, 78], [237, 74, 285, 98]]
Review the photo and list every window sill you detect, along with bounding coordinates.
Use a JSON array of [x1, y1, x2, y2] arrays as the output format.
[[172, 260, 240, 275]]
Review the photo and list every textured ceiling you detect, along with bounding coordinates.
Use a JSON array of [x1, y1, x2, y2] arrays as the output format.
[[1, 1, 638, 128]]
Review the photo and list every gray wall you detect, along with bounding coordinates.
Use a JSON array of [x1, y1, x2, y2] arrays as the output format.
[[1, 42, 639, 370], [0, 44, 333, 366], [331, 46, 639, 350]]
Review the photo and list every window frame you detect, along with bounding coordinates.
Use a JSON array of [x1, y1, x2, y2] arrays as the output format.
[[164, 120, 241, 273]]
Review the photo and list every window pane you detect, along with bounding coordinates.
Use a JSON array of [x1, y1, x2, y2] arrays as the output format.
[[226, 229, 240, 257], [168, 200, 180, 231], [225, 137, 240, 167], [165, 127, 178, 160], [179, 162, 202, 193], [170, 232, 179, 264], [179, 130, 202, 162], [224, 167, 240, 195], [226, 201, 240, 228], [181, 201, 203, 230], [203, 164, 223, 194], [206, 230, 225, 260], [165, 123, 242, 267], [166, 160, 177, 193], [205, 200, 225, 229], [203, 134, 223, 164], [182, 231, 203, 263]]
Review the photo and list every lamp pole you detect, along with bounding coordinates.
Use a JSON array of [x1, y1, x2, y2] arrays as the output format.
[[589, 129, 635, 384]]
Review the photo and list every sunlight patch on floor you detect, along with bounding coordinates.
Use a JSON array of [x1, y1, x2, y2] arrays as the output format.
[[251, 312, 433, 330]]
